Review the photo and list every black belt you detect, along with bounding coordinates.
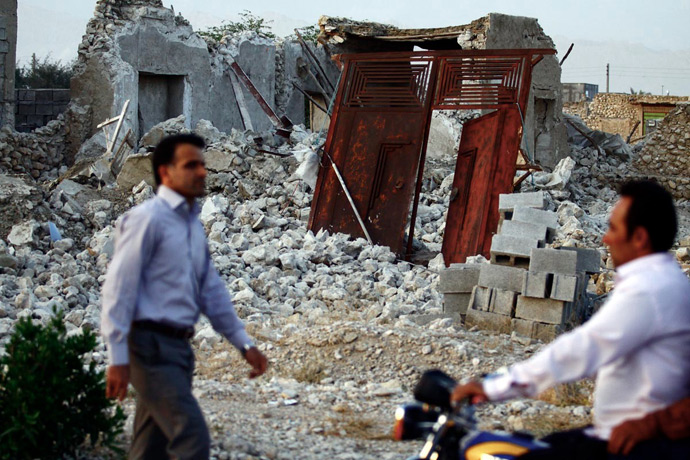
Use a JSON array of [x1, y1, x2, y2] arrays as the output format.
[[132, 320, 194, 340]]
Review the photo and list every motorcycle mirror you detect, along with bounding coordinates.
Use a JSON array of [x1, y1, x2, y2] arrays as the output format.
[[413, 369, 458, 410]]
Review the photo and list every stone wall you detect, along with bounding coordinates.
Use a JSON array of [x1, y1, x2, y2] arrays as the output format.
[[15, 89, 70, 132], [0, 118, 67, 180], [633, 104, 690, 200], [564, 93, 690, 141], [0, 0, 17, 128]]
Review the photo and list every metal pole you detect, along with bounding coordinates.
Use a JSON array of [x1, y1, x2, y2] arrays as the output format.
[[323, 150, 373, 245], [606, 63, 609, 93]]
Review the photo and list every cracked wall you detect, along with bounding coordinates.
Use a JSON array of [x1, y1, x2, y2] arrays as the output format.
[[67, 0, 315, 164]]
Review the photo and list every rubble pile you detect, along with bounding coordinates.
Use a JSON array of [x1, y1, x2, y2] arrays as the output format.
[[634, 104, 690, 199], [1, 3, 689, 457], [1, 111, 689, 457]]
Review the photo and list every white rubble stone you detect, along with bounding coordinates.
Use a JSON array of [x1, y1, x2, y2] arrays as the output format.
[[8, 220, 40, 247]]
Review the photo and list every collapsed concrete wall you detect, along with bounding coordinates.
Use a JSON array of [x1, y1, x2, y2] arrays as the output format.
[[318, 13, 569, 170], [67, 0, 321, 164], [634, 104, 690, 200], [0, 0, 17, 128], [484, 14, 568, 171]]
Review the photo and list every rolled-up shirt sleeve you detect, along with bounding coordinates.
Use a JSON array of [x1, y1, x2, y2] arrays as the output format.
[[199, 256, 252, 351], [101, 212, 156, 365], [483, 290, 656, 401]]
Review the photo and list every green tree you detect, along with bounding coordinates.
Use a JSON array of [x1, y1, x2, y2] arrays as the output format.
[[15, 53, 74, 89], [291, 25, 320, 44], [0, 309, 125, 459], [198, 10, 275, 41]]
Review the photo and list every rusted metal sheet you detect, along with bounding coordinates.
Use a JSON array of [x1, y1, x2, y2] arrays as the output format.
[[309, 49, 554, 258], [441, 108, 523, 264], [309, 57, 436, 254]]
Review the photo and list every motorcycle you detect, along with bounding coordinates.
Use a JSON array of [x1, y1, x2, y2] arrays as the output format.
[[393, 369, 549, 460]]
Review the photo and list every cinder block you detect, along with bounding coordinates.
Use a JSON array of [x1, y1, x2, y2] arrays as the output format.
[[490, 289, 517, 316], [468, 285, 493, 312], [500, 220, 548, 245], [529, 248, 578, 275], [17, 103, 35, 115], [53, 90, 70, 103], [478, 264, 526, 293], [511, 318, 561, 342], [562, 247, 601, 273], [515, 296, 567, 325], [35, 104, 53, 116], [512, 206, 559, 230], [443, 293, 472, 315], [439, 265, 480, 293], [551, 274, 578, 302], [498, 192, 546, 213], [466, 309, 511, 333], [490, 235, 539, 267], [35, 90, 53, 102], [522, 271, 552, 298]]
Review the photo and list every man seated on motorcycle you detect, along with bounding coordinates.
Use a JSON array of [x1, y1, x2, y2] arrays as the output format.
[[451, 180, 690, 460]]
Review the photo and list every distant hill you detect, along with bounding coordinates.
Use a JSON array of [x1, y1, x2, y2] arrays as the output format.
[[553, 36, 690, 97]]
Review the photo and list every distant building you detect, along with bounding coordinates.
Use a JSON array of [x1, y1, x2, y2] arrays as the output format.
[[562, 83, 599, 103]]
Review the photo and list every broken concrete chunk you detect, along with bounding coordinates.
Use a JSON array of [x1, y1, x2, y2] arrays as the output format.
[[117, 152, 155, 191], [205, 148, 234, 172], [8, 220, 39, 247]]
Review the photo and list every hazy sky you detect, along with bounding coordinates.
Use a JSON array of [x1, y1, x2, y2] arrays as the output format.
[[17, 0, 690, 95]]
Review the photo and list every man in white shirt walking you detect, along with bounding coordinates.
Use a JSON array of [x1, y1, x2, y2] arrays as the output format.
[[102, 134, 268, 459], [451, 180, 690, 459]]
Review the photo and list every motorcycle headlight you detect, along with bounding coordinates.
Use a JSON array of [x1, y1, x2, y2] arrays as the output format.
[[393, 404, 441, 441]]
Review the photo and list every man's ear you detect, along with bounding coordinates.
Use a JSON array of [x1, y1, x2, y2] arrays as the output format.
[[632, 226, 652, 252], [158, 164, 169, 183]]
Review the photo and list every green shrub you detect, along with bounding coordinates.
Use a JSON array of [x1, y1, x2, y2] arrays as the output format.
[[198, 10, 276, 41], [15, 53, 74, 89], [0, 309, 125, 459]]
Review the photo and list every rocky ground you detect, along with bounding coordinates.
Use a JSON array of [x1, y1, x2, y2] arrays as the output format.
[[1, 117, 689, 459]]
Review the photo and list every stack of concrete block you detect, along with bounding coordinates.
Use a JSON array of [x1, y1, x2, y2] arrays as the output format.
[[438, 264, 481, 315], [455, 191, 601, 342], [490, 192, 558, 268]]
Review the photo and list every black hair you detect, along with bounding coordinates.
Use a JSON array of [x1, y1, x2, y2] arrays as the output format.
[[152, 133, 206, 186], [619, 180, 677, 253]]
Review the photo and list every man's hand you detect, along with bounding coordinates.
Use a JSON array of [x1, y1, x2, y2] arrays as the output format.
[[244, 347, 268, 378], [451, 380, 488, 406], [106, 364, 130, 401], [608, 416, 659, 455]]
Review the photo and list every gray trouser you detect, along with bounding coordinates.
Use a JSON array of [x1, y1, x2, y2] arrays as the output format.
[[128, 328, 210, 460]]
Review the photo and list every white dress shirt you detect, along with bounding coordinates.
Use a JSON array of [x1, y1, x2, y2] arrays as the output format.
[[483, 252, 690, 440], [101, 185, 252, 365]]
